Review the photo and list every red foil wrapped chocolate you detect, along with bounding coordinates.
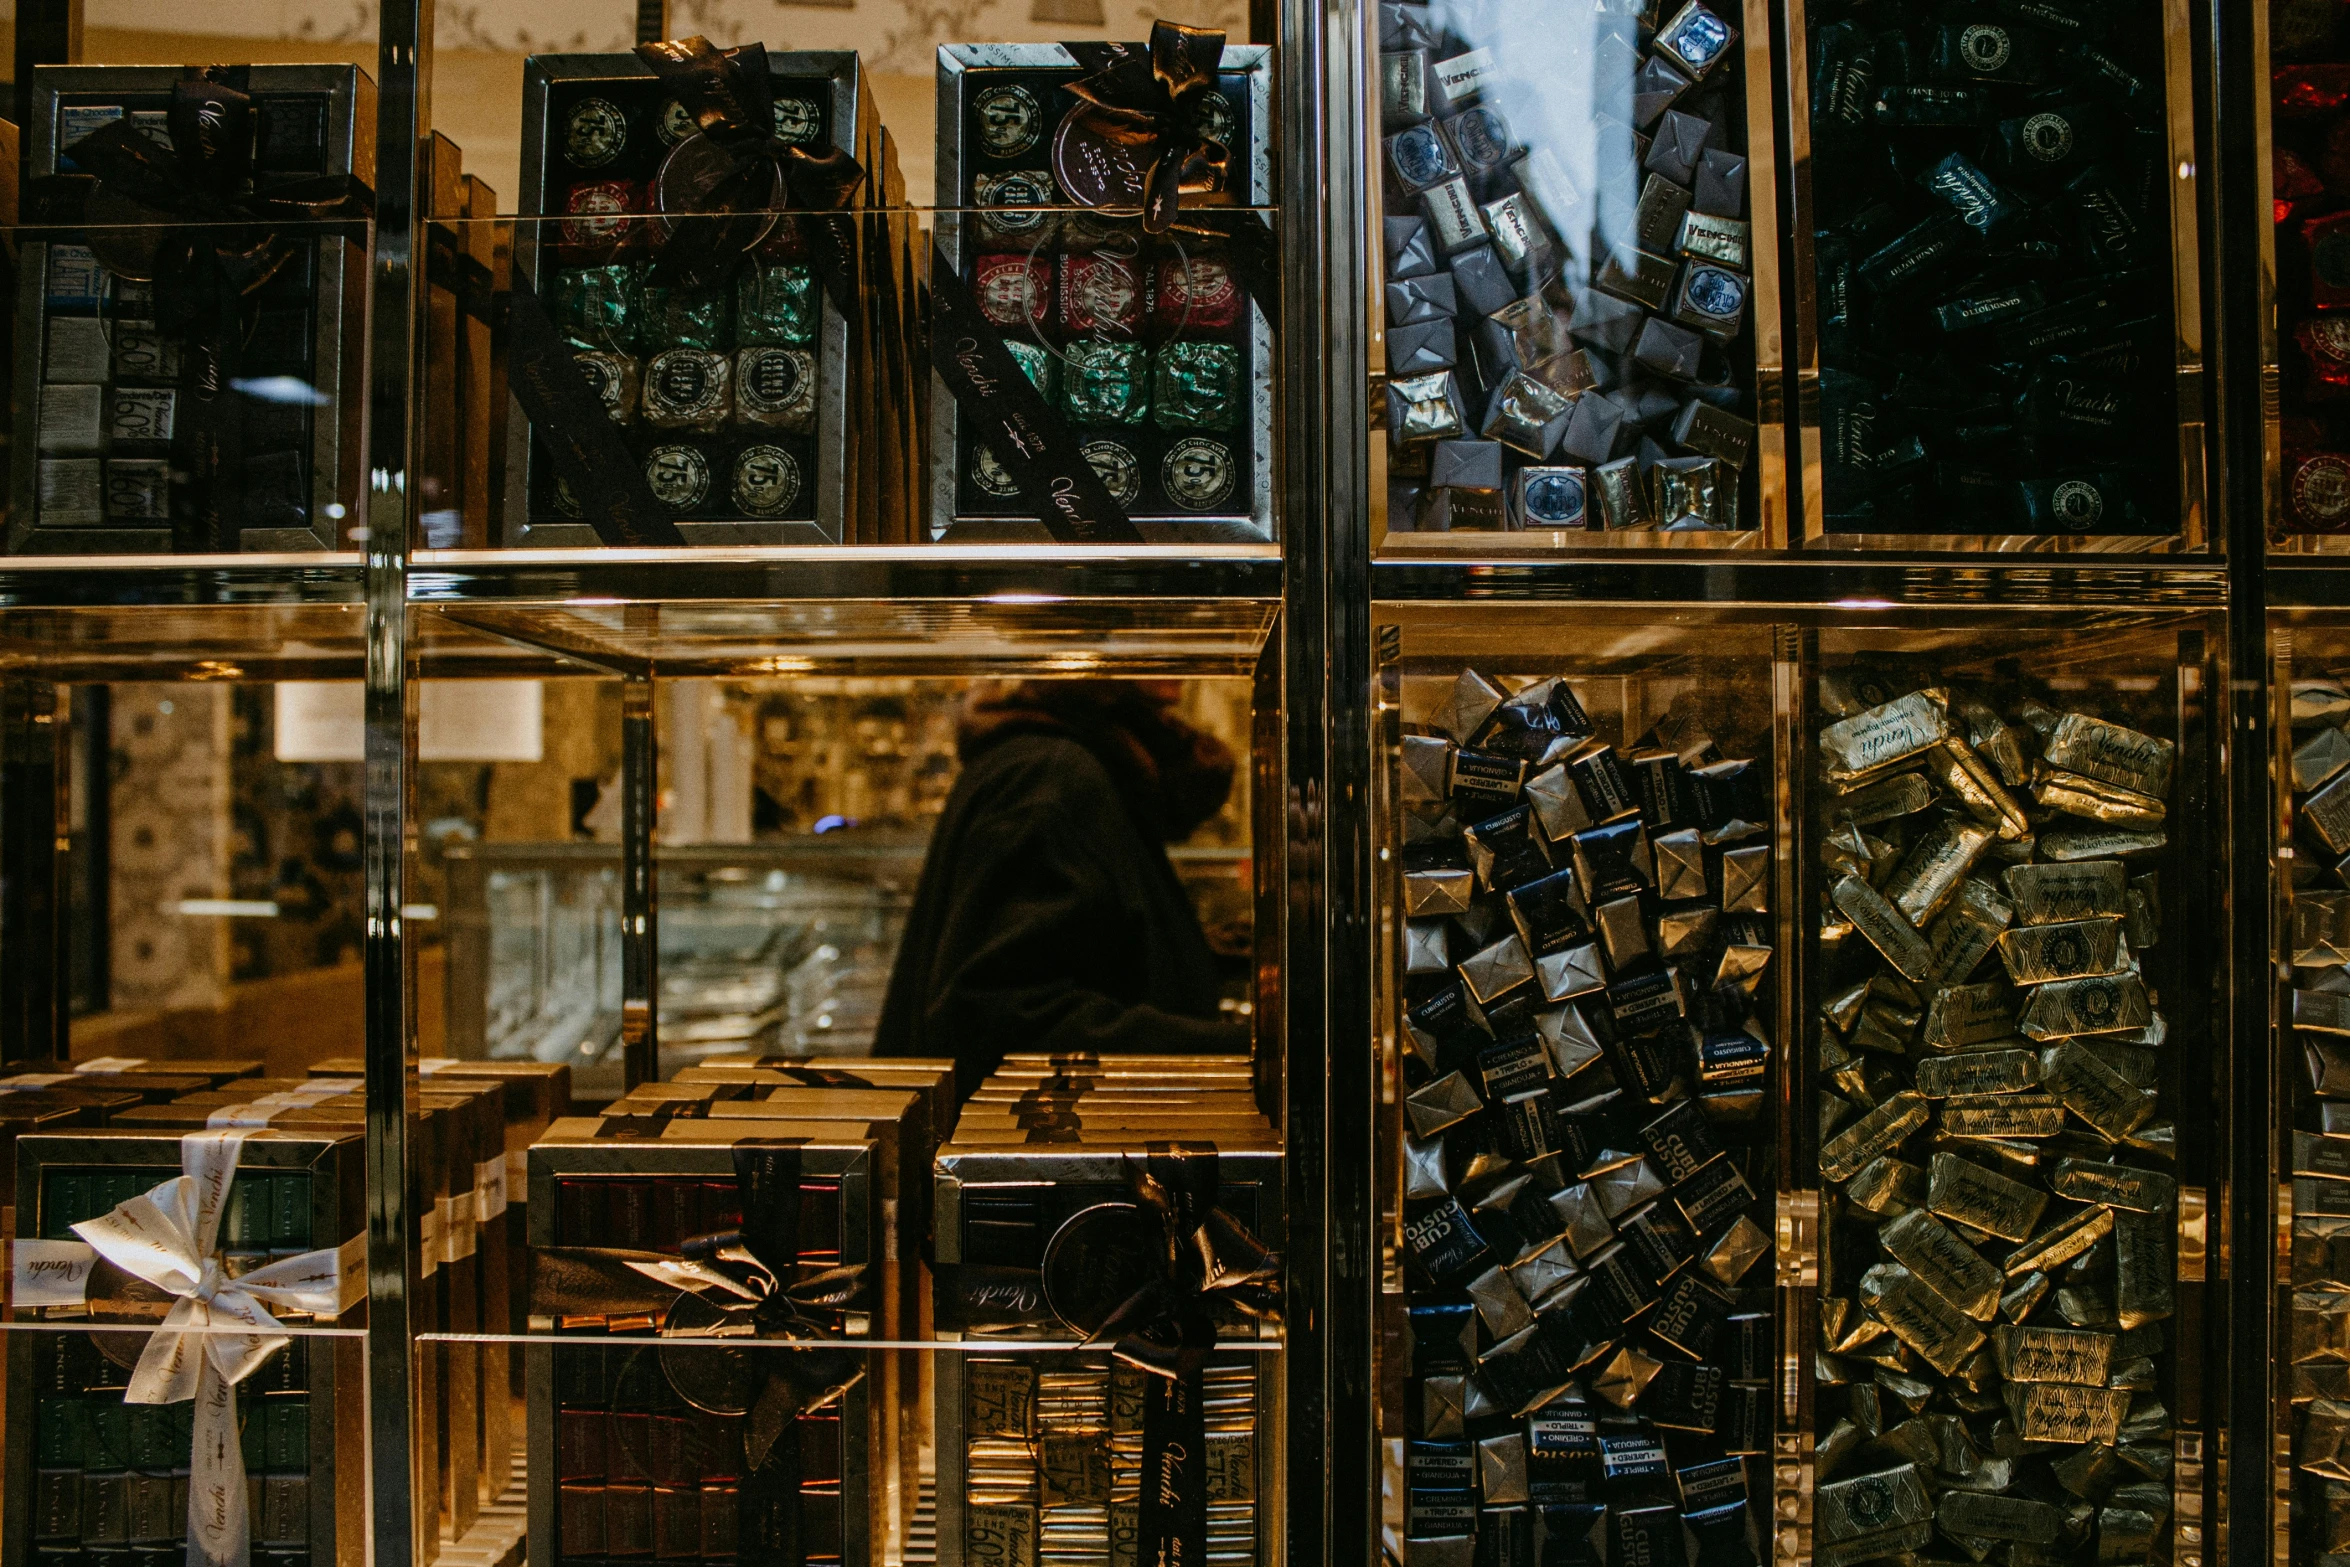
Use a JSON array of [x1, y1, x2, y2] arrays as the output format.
[[973, 253, 1053, 332], [1058, 251, 1148, 339], [1153, 254, 1244, 337], [561, 179, 642, 257], [2301, 316, 2350, 400], [2280, 64, 2350, 122]]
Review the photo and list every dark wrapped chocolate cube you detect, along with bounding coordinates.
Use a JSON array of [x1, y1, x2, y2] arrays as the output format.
[[511, 51, 913, 544], [12, 66, 374, 552], [935, 44, 1275, 539]]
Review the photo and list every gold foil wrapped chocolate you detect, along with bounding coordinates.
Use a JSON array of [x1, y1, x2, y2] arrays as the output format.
[[1991, 1324, 2115, 1385], [2049, 1158, 2177, 1212], [2031, 768, 2167, 829], [2005, 860, 2129, 925], [2040, 827, 2169, 861], [1928, 1151, 2049, 1242], [2005, 1382, 2131, 1443], [1914, 1048, 2039, 1099], [2040, 712, 2175, 799], [2039, 1040, 2157, 1140], [1880, 1208, 2002, 1319], [1932, 740, 2031, 841], [1821, 690, 1952, 783], [2004, 1206, 2118, 1278], [1822, 1091, 1929, 1184], [1830, 769, 1936, 826], [1921, 979, 2018, 1050], [1938, 1093, 2066, 1140], [1997, 919, 2126, 986], [1884, 818, 1995, 928], [1832, 873, 1936, 982], [1858, 1262, 1987, 1374], [2017, 973, 2153, 1040]]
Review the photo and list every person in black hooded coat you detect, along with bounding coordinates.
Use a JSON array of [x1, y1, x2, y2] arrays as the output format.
[[872, 679, 1249, 1100]]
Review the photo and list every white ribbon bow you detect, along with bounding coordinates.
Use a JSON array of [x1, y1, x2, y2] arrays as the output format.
[[69, 1131, 347, 1567]]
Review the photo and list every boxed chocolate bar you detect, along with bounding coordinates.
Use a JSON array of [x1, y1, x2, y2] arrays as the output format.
[[11, 65, 374, 553], [507, 46, 917, 546], [3, 1128, 369, 1567], [524, 1117, 902, 1567], [930, 38, 1275, 542], [934, 1110, 1283, 1567]]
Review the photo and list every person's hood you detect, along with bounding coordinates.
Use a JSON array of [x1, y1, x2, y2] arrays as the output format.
[[958, 680, 1235, 841]]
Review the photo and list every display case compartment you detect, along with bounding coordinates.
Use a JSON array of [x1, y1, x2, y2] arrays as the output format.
[[1785, 0, 2209, 553], [11, 66, 376, 556], [1371, 605, 1791, 1567], [930, 45, 1278, 545], [1794, 612, 2221, 1567], [1369, 0, 1786, 553]]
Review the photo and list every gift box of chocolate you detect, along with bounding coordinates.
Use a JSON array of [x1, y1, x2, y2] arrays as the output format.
[[507, 46, 917, 547], [1798, 1, 2193, 542], [2270, 35, 2350, 539], [3, 1128, 369, 1567], [930, 38, 1276, 542], [1807, 667, 2185, 1563], [11, 65, 375, 554], [1376, 0, 1768, 540], [523, 1116, 900, 1567], [1388, 665, 1775, 1567], [933, 1091, 1281, 1567]]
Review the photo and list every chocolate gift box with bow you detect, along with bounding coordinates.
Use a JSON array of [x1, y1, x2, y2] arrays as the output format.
[[523, 1117, 906, 1567], [3, 1128, 367, 1567], [931, 35, 1275, 542], [933, 1084, 1281, 1567], [10, 65, 374, 555], [506, 46, 920, 546]]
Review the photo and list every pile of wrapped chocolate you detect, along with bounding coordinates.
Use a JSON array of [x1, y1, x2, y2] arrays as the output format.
[[1379, 0, 1759, 534], [2272, 28, 2350, 535], [2286, 672, 2350, 1553], [1394, 669, 1774, 1566], [1809, 675, 2178, 1564], [1806, 0, 2177, 536], [934, 1055, 1278, 1567]]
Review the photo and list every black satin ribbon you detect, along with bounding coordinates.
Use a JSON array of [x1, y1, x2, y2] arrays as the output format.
[[32, 70, 372, 551], [928, 249, 1143, 542], [1062, 24, 1234, 236], [633, 36, 867, 307], [1086, 1144, 1282, 1567]]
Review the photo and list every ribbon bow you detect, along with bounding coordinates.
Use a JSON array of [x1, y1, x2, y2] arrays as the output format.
[[617, 1142, 868, 1477], [70, 1131, 350, 1567], [632, 37, 867, 294], [1058, 22, 1235, 234], [1075, 1146, 1279, 1567]]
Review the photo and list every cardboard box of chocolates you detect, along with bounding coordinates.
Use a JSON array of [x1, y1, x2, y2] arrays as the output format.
[[2, 1128, 369, 1567], [1376, 0, 1767, 538], [523, 1117, 899, 1567], [931, 43, 1275, 542], [1391, 668, 1776, 1567], [12, 65, 375, 554], [933, 1069, 1281, 1567], [509, 49, 919, 546]]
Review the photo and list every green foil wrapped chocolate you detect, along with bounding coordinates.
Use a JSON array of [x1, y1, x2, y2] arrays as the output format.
[[1153, 340, 1243, 432], [1061, 338, 1149, 426], [640, 273, 734, 352], [555, 264, 640, 353], [1005, 339, 1057, 400], [736, 261, 818, 346]]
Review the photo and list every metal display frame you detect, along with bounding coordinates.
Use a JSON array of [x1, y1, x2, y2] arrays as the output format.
[[0, 0, 2314, 1560]]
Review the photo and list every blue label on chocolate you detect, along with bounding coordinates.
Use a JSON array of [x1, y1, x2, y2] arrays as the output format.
[[1394, 124, 1455, 188], [1524, 472, 1587, 524], [1403, 1198, 1489, 1278], [1452, 107, 1510, 171], [1666, 7, 1733, 68], [1685, 267, 1746, 319]]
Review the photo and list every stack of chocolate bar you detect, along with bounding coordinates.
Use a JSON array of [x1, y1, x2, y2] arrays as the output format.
[[2285, 673, 2350, 1551], [1378, 0, 1759, 534], [934, 1059, 1277, 1567], [1809, 674, 2177, 1563], [1394, 669, 1774, 1566], [1805, 1, 2177, 536]]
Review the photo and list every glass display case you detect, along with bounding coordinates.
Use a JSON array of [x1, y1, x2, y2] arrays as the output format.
[[0, 0, 2322, 1562]]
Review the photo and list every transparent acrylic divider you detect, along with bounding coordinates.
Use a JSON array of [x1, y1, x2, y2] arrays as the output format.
[[1369, 0, 1782, 552], [4, 218, 376, 561], [421, 205, 1280, 553], [1788, 0, 2208, 553]]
